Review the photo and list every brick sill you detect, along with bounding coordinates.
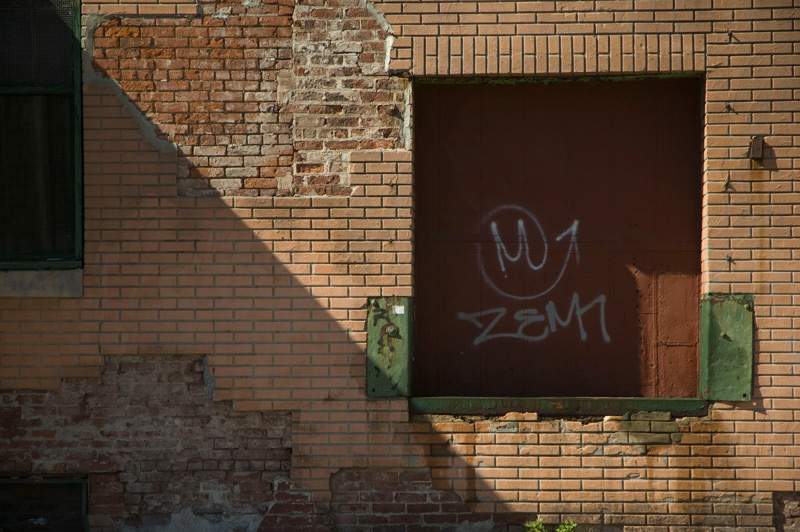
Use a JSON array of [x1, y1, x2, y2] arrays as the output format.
[[409, 397, 708, 417]]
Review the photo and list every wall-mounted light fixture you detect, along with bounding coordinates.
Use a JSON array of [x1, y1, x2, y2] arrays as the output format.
[[749, 135, 764, 160]]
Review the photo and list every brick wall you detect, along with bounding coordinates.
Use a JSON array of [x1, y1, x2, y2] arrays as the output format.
[[89, 5, 295, 196], [85, 0, 406, 196], [0, 355, 291, 530], [1, 0, 799, 530], [328, 468, 531, 531]]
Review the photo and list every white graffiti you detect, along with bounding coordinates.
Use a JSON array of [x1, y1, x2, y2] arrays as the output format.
[[478, 205, 579, 301], [460, 205, 611, 345], [491, 218, 546, 273], [457, 293, 611, 346]]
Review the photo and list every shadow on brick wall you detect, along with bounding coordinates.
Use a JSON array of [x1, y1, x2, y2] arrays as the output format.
[[2, 2, 723, 530], [1, 356, 291, 531], [1, 52, 533, 532]]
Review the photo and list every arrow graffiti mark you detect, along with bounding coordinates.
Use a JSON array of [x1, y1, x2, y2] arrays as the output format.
[[478, 205, 580, 301], [462, 205, 611, 345]]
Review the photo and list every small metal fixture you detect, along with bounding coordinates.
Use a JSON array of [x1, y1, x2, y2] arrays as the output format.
[[749, 135, 764, 160]]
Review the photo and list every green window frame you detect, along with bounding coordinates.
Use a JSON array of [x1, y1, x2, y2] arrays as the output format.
[[0, 0, 82, 270]]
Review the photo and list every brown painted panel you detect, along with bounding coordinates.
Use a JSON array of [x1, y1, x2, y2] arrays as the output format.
[[658, 273, 701, 346], [414, 78, 703, 398]]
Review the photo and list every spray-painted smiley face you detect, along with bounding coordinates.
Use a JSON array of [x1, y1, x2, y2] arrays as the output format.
[[476, 204, 579, 301]]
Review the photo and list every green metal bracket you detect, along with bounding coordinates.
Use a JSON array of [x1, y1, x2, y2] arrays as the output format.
[[367, 297, 412, 397], [699, 293, 754, 401]]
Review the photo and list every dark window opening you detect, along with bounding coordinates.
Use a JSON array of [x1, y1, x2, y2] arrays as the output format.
[[413, 77, 704, 398], [0, 0, 82, 269], [0, 478, 87, 531]]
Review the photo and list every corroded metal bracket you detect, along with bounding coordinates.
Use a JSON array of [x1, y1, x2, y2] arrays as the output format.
[[366, 297, 412, 397], [699, 293, 754, 401]]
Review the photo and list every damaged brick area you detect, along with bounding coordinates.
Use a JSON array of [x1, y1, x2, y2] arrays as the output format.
[[329, 468, 532, 532], [258, 468, 533, 532], [89, 0, 407, 197], [0, 355, 292, 531], [412, 411, 776, 528], [90, 1, 295, 197], [775, 492, 800, 532]]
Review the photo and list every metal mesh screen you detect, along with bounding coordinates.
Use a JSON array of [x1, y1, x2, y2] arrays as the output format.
[[0, 95, 76, 262], [0, 0, 76, 87]]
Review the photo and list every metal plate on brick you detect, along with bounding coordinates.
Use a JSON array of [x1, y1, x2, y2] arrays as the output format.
[[699, 293, 754, 401], [367, 297, 412, 397], [414, 78, 703, 398]]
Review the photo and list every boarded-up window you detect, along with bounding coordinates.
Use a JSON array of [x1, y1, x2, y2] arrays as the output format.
[[0, 0, 81, 268], [414, 78, 703, 398]]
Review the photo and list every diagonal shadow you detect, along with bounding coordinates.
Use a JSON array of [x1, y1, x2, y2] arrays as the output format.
[[0, 3, 740, 531], [0, 10, 541, 528], [75, 56, 541, 532]]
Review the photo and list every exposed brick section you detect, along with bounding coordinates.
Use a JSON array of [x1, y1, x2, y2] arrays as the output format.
[[90, 1, 294, 196], [330, 468, 532, 531], [290, 2, 408, 194], [775, 492, 800, 532], [88, 0, 407, 196], [0, 355, 292, 530], [259, 478, 332, 532]]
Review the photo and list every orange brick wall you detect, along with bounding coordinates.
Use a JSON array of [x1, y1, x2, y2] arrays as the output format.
[[89, 8, 295, 196], [2, 0, 800, 529], [83, 0, 406, 196]]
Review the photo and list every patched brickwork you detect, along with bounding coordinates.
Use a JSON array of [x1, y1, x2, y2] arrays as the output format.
[[258, 468, 532, 531], [1, 0, 799, 530], [88, 0, 407, 197], [0, 355, 291, 530], [90, 1, 295, 196], [259, 478, 332, 532], [409, 412, 778, 528], [289, 2, 408, 195], [330, 468, 532, 532], [776, 492, 800, 532]]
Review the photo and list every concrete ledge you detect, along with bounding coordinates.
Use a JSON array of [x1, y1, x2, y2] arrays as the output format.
[[0, 269, 83, 298]]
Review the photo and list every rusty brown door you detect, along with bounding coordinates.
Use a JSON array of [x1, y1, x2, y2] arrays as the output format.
[[413, 78, 703, 398]]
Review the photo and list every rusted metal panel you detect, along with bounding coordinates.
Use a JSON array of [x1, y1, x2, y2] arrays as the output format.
[[414, 77, 703, 398], [699, 294, 754, 401], [367, 297, 412, 397], [657, 273, 700, 396]]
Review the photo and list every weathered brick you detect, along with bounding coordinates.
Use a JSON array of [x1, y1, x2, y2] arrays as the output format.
[[2, 0, 799, 530]]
